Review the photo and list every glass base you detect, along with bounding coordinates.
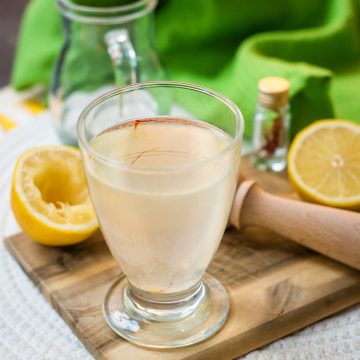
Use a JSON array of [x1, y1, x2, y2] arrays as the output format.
[[103, 273, 229, 348]]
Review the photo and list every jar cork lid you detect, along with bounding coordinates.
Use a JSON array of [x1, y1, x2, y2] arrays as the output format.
[[258, 76, 290, 109]]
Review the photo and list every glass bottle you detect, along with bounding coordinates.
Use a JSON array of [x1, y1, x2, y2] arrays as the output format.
[[50, 0, 165, 146], [251, 76, 291, 172]]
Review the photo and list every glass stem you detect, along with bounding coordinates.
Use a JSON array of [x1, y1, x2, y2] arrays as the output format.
[[124, 280, 206, 322]]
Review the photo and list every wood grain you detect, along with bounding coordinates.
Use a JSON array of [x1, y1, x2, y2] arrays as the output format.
[[5, 158, 360, 360], [231, 182, 360, 270]]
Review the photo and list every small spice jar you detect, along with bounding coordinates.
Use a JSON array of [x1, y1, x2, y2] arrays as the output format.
[[251, 76, 291, 172]]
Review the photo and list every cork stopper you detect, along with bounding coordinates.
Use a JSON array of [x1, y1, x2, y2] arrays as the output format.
[[258, 76, 290, 109]]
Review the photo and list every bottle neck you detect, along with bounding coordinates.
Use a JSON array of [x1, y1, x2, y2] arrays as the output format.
[[60, 1, 157, 55], [256, 103, 290, 115]]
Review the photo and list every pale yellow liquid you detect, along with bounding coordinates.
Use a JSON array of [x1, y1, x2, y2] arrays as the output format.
[[88, 118, 239, 293]]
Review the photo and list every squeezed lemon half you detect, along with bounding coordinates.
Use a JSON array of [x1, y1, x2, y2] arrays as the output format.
[[11, 146, 98, 246], [288, 120, 360, 210]]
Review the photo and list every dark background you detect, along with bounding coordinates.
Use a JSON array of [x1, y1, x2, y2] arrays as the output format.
[[0, 0, 27, 86]]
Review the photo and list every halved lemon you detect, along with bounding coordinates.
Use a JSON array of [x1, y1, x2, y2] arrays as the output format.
[[288, 120, 360, 210], [11, 146, 98, 246]]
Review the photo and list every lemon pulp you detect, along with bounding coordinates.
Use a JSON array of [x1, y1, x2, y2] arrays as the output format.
[[11, 146, 98, 246], [288, 120, 360, 210]]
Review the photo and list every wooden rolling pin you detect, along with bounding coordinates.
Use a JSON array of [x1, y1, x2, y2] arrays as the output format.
[[229, 180, 360, 270]]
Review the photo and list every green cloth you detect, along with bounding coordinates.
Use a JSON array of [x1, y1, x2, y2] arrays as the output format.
[[12, 0, 360, 138]]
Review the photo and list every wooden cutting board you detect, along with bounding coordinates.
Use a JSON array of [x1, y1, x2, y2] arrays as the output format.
[[5, 158, 360, 360]]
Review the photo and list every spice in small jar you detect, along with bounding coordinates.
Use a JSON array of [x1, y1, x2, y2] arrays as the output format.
[[251, 76, 291, 172]]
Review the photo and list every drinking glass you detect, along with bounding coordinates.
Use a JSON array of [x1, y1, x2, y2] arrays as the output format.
[[77, 82, 243, 348]]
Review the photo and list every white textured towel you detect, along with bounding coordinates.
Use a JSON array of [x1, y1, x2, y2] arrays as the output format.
[[0, 113, 359, 360]]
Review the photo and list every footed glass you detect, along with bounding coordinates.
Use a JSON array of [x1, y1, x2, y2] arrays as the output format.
[[77, 82, 243, 348]]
